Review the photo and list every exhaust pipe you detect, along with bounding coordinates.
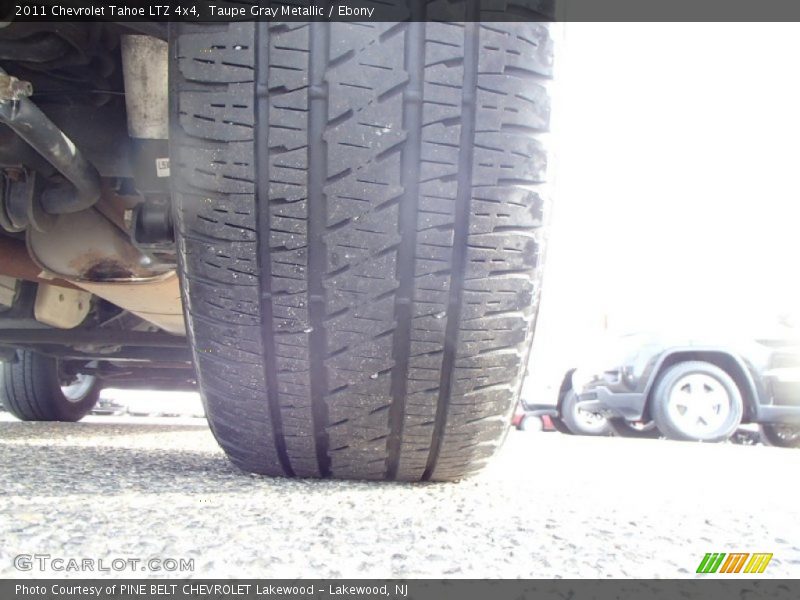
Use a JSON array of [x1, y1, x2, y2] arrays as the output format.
[[0, 68, 102, 214]]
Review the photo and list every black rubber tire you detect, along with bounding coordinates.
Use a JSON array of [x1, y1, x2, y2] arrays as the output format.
[[560, 390, 612, 436], [650, 361, 743, 442], [1, 350, 100, 422], [607, 418, 661, 439], [170, 20, 553, 480], [760, 424, 800, 448]]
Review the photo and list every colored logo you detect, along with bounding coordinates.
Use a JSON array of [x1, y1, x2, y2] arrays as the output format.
[[696, 552, 773, 574]]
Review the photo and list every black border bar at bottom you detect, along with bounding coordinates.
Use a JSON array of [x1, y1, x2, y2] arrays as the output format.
[[4, 580, 800, 600]]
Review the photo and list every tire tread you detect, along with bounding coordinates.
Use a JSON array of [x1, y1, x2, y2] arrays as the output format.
[[173, 17, 552, 480]]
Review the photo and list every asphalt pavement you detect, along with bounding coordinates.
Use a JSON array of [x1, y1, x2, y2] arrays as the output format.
[[1, 413, 799, 578]]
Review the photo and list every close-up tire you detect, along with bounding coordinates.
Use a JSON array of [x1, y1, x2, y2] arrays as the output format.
[[1, 350, 100, 422], [650, 361, 743, 442], [760, 423, 800, 448], [170, 22, 553, 480], [560, 389, 612, 436]]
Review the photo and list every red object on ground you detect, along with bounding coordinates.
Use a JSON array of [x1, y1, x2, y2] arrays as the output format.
[[511, 403, 525, 427]]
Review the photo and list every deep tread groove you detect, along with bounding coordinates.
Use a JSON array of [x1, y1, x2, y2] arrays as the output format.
[[387, 17, 425, 480], [256, 21, 294, 478], [423, 20, 479, 482], [308, 20, 333, 478]]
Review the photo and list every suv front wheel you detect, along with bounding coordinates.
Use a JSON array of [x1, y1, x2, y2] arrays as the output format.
[[650, 361, 743, 442]]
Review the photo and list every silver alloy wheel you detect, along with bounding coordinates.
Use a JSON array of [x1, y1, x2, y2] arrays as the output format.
[[60, 373, 97, 403], [573, 402, 608, 432], [666, 373, 732, 439]]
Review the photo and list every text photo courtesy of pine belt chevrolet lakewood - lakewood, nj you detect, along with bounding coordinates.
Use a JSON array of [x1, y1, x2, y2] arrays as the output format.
[[15, 584, 411, 597]]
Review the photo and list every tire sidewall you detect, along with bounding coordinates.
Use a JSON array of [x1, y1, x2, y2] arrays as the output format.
[[651, 361, 743, 442]]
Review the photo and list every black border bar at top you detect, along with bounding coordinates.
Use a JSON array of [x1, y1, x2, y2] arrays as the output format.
[[7, 0, 800, 22]]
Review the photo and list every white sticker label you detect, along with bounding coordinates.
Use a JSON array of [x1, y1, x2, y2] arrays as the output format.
[[155, 157, 170, 178]]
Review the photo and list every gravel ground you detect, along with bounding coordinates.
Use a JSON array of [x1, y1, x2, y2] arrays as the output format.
[[1, 413, 799, 579]]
